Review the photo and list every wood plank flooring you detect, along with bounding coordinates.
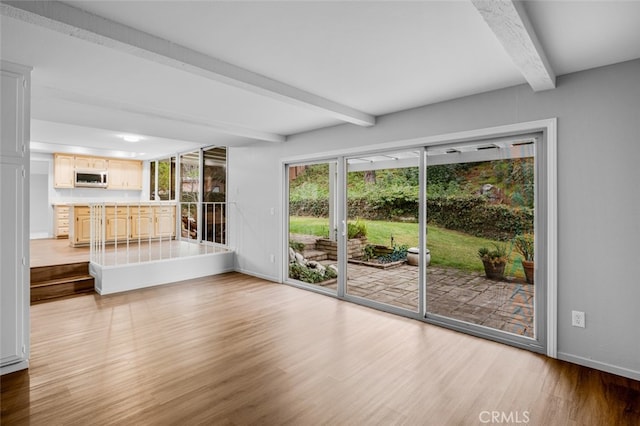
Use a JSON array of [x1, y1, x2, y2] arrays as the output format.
[[2, 272, 639, 425]]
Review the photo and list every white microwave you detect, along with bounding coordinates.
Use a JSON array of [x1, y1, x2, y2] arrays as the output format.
[[75, 170, 108, 188]]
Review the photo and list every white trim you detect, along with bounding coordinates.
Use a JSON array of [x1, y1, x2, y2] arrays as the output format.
[[234, 267, 280, 284], [0, 359, 29, 376], [282, 119, 559, 164], [546, 118, 558, 358], [557, 352, 640, 381]]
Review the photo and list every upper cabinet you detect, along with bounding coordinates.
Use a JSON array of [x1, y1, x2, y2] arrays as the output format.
[[108, 159, 143, 190], [54, 153, 75, 188], [75, 155, 108, 171], [53, 153, 142, 190]]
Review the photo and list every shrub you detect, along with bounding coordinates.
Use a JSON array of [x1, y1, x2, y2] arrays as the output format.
[[513, 234, 534, 261], [347, 220, 367, 239], [289, 240, 305, 253], [478, 244, 508, 265], [378, 244, 409, 263], [289, 262, 336, 284]]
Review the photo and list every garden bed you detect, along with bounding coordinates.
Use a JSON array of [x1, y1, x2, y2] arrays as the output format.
[[348, 258, 406, 269]]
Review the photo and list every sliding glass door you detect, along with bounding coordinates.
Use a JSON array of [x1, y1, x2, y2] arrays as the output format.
[[284, 131, 546, 350], [287, 161, 339, 294], [345, 151, 421, 312], [424, 136, 539, 340]]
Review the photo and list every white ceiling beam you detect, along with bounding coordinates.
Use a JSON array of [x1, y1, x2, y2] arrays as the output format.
[[471, 0, 556, 91], [33, 85, 286, 143], [1, 0, 376, 127]]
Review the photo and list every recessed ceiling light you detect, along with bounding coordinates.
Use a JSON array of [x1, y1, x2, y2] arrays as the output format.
[[121, 134, 142, 143]]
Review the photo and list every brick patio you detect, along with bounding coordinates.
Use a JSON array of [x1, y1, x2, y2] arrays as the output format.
[[319, 263, 534, 338]]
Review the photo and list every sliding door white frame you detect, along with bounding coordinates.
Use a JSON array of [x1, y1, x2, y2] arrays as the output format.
[[281, 118, 557, 358]]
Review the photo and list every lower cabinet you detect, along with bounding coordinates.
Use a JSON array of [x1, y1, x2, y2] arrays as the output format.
[[105, 207, 128, 241], [73, 207, 92, 245], [154, 206, 175, 238], [130, 207, 153, 239], [70, 204, 176, 246]]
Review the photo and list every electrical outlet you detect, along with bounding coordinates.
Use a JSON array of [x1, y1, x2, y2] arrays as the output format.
[[572, 310, 585, 328], [269, 254, 275, 263]]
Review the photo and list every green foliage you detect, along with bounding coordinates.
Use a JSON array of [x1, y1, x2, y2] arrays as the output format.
[[478, 244, 508, 265], [289, 262, 336, 284], [378, 244, 409, 263], [347, 219, 367, 239], [289, 240, 305, 253], [290, 194, 532, 241], [427, 195, 533, 241], [513, 233, 534, 261], [363, 244, 376, 261], [289, 217, 525, 277]]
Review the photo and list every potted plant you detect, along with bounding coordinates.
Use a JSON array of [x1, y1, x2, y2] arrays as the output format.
[[478, 244, 508, 280], [513, 234, 534, 284]]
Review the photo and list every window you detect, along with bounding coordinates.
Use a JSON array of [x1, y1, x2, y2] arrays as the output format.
[[149, 156, 176, 201]]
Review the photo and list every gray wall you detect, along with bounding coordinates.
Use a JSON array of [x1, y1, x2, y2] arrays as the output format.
[[228, 59, 640, 379]]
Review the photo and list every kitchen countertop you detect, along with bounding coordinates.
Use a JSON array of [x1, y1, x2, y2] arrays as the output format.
[[53, 201, 177, 207]]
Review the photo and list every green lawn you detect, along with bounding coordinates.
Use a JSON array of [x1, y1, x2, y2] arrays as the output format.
[[289, 216, 524, 276]]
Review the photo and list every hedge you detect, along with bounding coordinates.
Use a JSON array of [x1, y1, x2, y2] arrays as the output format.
[[289, 195, 532, 241]]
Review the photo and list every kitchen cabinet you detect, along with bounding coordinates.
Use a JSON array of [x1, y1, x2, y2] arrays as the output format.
[[69, 203, 177, 246], [75, 155, 108, 170], [53, 153, 75, 188], [105, 206, 128, 241], [109, 159, 142, 190], [130, 206, 153, 239], [73, 206, 92, 245], [154, 206, 176, 238], [1, 61, 30, 374], [53, 205, 70, 238]]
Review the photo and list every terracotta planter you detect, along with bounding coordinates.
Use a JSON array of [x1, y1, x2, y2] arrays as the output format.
[[482, 260, 506, 280], [522, 260, 534, 284]]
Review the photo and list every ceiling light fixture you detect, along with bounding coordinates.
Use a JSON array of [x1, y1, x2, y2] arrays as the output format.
[[121, 134, 142, 143]]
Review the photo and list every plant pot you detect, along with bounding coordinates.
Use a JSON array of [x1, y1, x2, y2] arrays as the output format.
[[522, 260, 534, 284], [482, 260, 506, 280], [407, 248, 430, 266]]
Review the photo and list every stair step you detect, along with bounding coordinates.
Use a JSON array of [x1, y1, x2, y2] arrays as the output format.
[[31, 262, 90, 283], [31, 276, 95, 304], [31, 275, 94, 288], [303, 249, 328, 261]]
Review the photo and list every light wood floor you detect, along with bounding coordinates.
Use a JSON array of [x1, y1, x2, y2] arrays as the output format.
[[2, 273, 639, 425]]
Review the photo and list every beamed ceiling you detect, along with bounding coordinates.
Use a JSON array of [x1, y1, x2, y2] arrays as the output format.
[[1, 1, 639, 159]]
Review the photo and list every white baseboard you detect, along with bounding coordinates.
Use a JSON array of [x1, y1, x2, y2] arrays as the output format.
[[1, 359, 28, 375], [234, 267, 280, 283], [30, 232, 50, 239], [557, 352, 640, 381]]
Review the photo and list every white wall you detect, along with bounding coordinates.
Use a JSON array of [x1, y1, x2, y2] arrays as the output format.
[[29, 172, 50, 238], [229, 59, 640, 379]]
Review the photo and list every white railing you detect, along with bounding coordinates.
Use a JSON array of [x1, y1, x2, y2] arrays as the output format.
[[89, 202, 228, 266]]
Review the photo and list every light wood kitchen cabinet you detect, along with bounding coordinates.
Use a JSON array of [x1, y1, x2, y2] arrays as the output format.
[[154, 206, 176, 238], [53, 205, 70, 238], [130, 206, 153, 239], [105, 206, 128, 241], [109, 159, 142, 190], [75, 155, 108, 170], [69, 203, 177, 246], [54, 153, 75, 188], [73, 206, 92, 245]]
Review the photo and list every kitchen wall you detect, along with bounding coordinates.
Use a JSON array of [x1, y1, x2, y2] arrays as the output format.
[[228, 59, 640, 380], [29, 153, 150, 238]]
